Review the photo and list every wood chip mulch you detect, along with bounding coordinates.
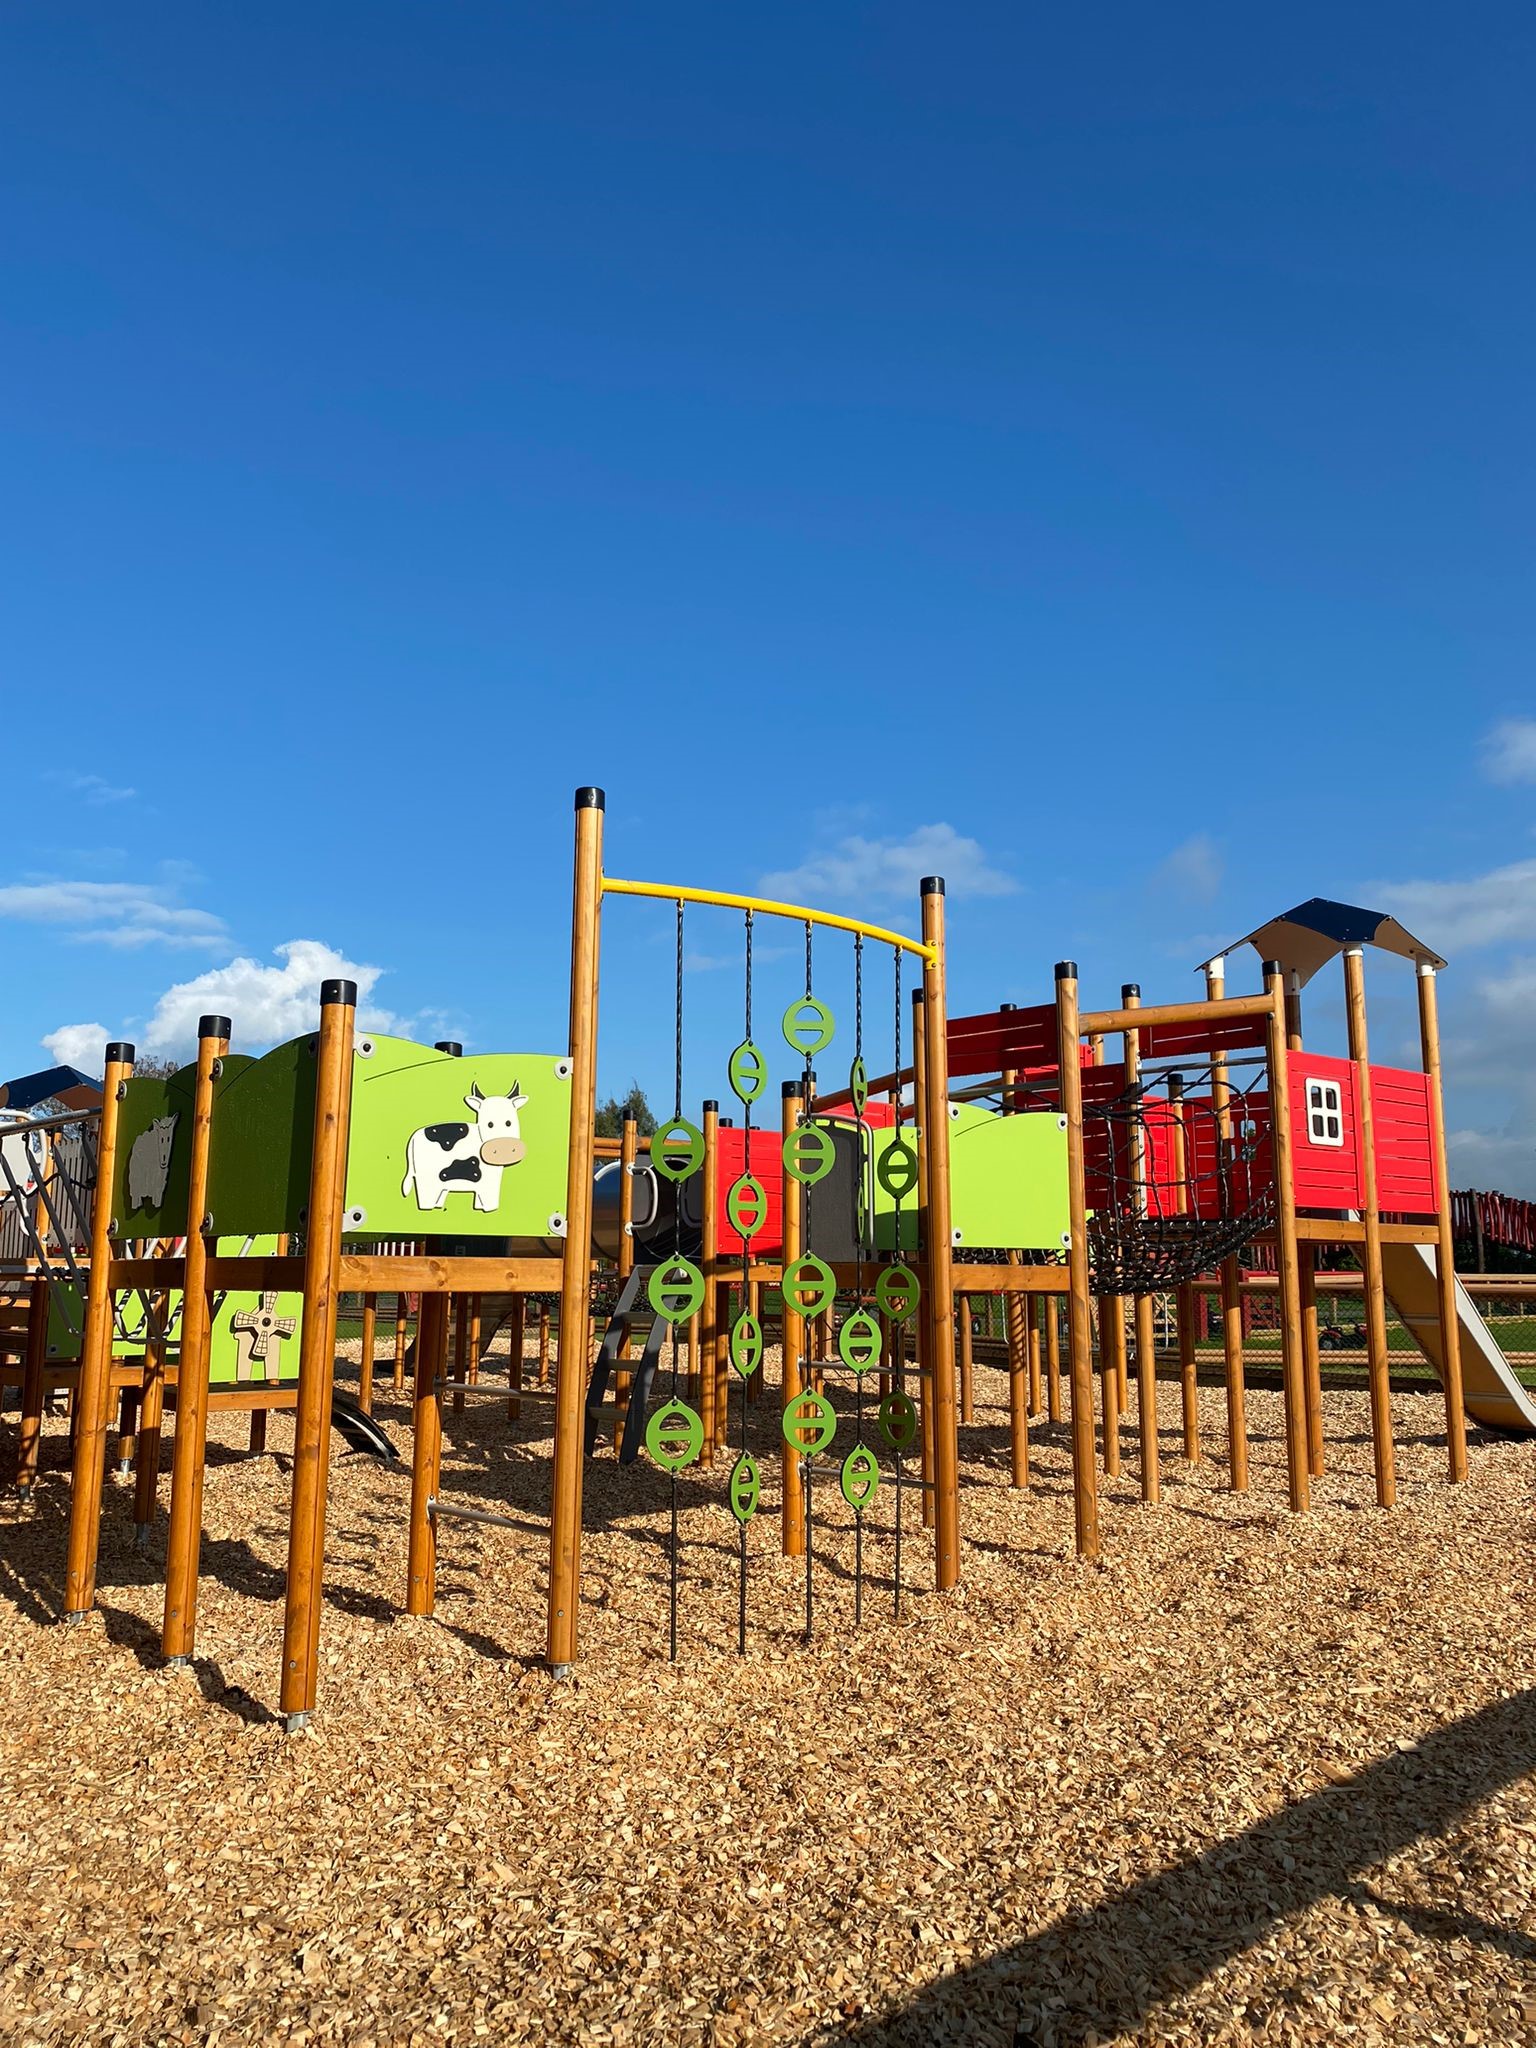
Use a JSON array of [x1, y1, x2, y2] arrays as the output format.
[[2, 1347, 1534, 2047]]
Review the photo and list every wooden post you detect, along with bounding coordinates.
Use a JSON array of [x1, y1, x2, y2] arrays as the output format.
[[358, 1295, 377, 1414], [918, 879, 961, 1589], [958, 1295, 974, 1425], [779, 1081, 806, 1556], [1263, 960, 1311, 1513], [547, 788, 604, 1673], [406, 1290, 448, 1615], [538, 1301, 551, 1387], [277, 980, 358, 1727], [1204, 959, 1249, 1492], [16, 1273, 49, 1499], [1167, 1074, 1200, 1463], [1343, 947, 1395, 1508], [612, 1111, 638, 1446], [451, 1294, 469, 1414], [1054, 964, 1099, 1559], [1044, 1294, 1062, 1423], [1121, 985, 1159, 1504], [912, 987, 935, 1532], [1298, 1246, 1325, 1477], [1417, 964, 1468, 1482], [161, 1015, 232, 1662], [1096, 1293, 1123, 1476], [62, 1040, 136, 1620], [1026, 1306, 1042, 1417], [393, 1291, 409, 1394], [505, 1294, 525, 1421], [699, 1102, 720, 1462]]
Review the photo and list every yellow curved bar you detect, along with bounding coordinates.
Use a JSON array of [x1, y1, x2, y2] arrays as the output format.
[[601, 874, 937, 963]]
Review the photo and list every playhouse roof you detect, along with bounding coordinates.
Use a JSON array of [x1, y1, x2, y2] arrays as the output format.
[[0, 1064, 104, 1113], [1200, 897, 1446, 988]]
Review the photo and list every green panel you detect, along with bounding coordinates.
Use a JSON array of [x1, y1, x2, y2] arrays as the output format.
[[205, 1039, 317, 1238], [948, 1105, 1070, 1251], [870, 1108, 1071, 1253], [344, 1038, 572, 1240], [208, 1236, 304, 1388], [870, 1127, 920, 1253], [111, 1065, 204, 1238]]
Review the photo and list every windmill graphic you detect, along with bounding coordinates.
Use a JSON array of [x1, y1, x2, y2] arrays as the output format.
[[230, 1292, 297, 1384]]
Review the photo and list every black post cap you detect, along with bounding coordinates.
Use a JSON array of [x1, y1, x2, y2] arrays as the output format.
[[702, 1099, 718, 1113], [199, 1014, 232, 1040], [782, 1080, 803, 1099], [1000, 1001, 1018, 1012], [1260, 958, 1281, 979], [720, 1116, 734, 1128], [1168, 1070, 1184, 1092], [434, 1040, 463, 1057], [621, 1108, 637, 1124], [920, 875, 945, 896], [321, 979, 358, 1006], [106, 1041, 135, 1065], [911, 987, 924, 1005], [1121, 983, 1140, 1002], [574, 786, 606, 811], [1054, 961, 1077, 981]]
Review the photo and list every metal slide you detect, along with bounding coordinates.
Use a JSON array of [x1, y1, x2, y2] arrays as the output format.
[[1378, 1242, 1536, 1434]]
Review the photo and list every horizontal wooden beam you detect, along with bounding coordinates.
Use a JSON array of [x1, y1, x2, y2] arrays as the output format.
[[338, 1254, 568, 1293], [1078, 992, 1276, 1039]]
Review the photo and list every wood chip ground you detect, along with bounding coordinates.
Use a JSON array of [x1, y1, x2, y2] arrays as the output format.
[[2, 1344, 1534, 2046]]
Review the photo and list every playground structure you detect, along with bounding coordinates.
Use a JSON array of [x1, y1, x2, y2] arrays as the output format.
[[3, 791, 1534, 1730]]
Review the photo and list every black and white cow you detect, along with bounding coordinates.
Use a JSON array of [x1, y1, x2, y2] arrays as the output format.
[[401, 1081, 528, 1212]]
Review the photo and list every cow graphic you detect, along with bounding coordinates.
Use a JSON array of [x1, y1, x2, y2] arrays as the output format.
[[401, 1081, 529, 1213], [127, 1113, 179, 1211]]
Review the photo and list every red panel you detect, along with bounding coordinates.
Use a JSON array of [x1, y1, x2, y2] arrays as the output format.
[[1181, 1094, 1272, 1220], [1138, 1012, 1268, 1060], [1287, 1053, 1362, 1210], [714, 1124, 785, 1257], [946, 1002, 1057, 1078], [1371, 1065, 1437, 1215]]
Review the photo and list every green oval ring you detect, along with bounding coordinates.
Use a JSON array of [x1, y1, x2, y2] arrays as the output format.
[[876, 1137, 919, 1202], [646, 1397, 704, 1471], [837, 1307, 884, 1374], [877, 1388, 919, 1454], [874, 1262, 921, 1324], [728, 1451, 762, 1523], [647, 1257, 705, 1325], [840, 1442, 880, 1512], [728, 1040, 768, 1105], [781, 1252, 837, 1321], [650, 1117, 704, 1183], [782, 1123, 836, 1187], [781, 1386, 837, 1457], [849, 1055, 868, 1116], [728, 1310, 763, 1378], [726, 1173, 769, 1242], [782, 995, 835, 1058]]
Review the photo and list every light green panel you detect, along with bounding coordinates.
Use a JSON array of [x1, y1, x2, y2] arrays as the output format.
[[208, 1235, 303, 1387], [871, 1107, 1071, 1252], [205, 1039, 317, 1239], [343, 1037, 571, 1240], [111, 1069, 191, 1237], [949, 1105, 1070, 1251], [871, 1126, 921, 1253]]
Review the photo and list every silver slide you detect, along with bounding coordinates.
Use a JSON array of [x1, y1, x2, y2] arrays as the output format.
[[1379, 1242, 1536, 1434]]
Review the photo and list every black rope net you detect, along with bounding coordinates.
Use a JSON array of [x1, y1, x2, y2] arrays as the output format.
[[1083, 1059, 1274, 1294]]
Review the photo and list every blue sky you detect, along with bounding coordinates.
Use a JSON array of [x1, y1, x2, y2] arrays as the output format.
[[3, 5, 1534, 1184]]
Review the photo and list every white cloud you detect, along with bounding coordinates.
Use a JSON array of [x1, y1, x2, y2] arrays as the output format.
[[1153, 833, 1223, 902], [1479, 718, 1536, 786], [50, 771, 137, 805], [0, 879, 226, 950], [42, 939, 400, 1070], [1374, 859, 1536, 952], [759, 824, 1016, 905], [41, 1022, 111, 1071]]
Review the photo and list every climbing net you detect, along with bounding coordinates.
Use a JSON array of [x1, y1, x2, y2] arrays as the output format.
[[1082, 1056, 1274, 1294]]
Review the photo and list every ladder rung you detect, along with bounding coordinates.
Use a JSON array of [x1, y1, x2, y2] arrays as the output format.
[[426, 1494, 524, 1533]]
